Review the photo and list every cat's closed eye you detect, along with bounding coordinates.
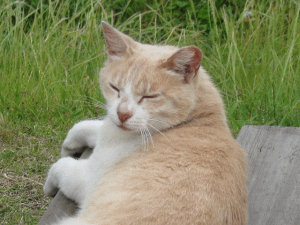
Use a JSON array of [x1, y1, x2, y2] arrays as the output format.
[[110, 84, 120, 97], [138, 94, 160, 104]]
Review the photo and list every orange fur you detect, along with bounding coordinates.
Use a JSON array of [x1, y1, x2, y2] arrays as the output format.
[[76, 23, 248, 224]]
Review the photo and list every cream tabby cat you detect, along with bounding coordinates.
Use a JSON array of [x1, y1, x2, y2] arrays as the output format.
[[44, 21, 248, 225]]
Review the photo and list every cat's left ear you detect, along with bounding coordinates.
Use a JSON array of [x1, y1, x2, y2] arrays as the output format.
[[102, 21, 138, 58], [161, 46, 202, 83]]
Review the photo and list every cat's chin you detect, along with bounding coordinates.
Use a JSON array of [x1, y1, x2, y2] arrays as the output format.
[[117, 124, 133, 132]]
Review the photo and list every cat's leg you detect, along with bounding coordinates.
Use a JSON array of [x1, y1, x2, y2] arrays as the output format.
[[61, 120, 104, 157], [44, 157, 92, 204]]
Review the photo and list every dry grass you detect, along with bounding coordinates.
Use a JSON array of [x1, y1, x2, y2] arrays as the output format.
[[0, 122, 61, 224], [0, 171, 49, 224]]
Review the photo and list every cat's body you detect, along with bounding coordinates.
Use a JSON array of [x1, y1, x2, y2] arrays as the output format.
[[44, 22, 248, 224]]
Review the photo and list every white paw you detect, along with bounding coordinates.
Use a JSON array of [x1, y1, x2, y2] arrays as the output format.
[[43, 157, 74, 197], [61, 137, 85, 158], [61, 120, 104, 157], [44, 165, 59, 197], [44, 179, 59, 197]]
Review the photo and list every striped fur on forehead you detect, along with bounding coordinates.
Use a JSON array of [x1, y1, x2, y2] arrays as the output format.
[[104, 56, 173, 94]]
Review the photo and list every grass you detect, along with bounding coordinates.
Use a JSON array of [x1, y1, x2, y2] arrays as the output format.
[[1, 0, 300, 223]]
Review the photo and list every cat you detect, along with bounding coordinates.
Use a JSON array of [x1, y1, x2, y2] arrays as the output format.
[[43, 21, 248, 225]]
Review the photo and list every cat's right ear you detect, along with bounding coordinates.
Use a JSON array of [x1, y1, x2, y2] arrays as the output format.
[[161, 46, 202, 83], [102, 21, 137, 58]]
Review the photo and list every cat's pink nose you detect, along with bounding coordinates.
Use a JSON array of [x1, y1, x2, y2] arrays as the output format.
[[117, 111, 132, 123]]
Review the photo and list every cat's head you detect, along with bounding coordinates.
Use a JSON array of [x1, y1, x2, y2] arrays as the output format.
[[100, 22, 202, 133]]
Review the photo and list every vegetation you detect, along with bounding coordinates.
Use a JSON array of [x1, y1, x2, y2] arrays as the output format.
[[1, 0, 299, 223]]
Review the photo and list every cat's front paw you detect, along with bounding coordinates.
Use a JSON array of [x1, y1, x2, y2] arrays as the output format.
[[44, 179, 59, 197], [44, 165, 59, 197], [43, 157, 72, 197], [61, 120, 104, 158], [61, 137, 84, 158]]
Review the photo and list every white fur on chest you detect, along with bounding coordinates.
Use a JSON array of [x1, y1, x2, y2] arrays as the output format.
[[44, 117, 143, 208], [88, 118, 142, 177]]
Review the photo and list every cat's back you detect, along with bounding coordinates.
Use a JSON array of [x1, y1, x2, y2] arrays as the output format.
[[79, 122, 248, 225]]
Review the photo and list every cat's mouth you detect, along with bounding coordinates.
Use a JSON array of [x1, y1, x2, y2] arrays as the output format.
[[117, 124, 132, 132]]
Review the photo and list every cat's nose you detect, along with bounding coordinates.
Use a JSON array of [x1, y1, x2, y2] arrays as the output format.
[[117, 110, 132, 123], [117, 98, 133, 123]]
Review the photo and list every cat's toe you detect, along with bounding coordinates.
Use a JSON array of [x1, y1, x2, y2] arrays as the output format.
[[62, 138, 80, 150], [44, 167, 60, 197], [61, 139, 84, 158], [44, 183, 59, 197]]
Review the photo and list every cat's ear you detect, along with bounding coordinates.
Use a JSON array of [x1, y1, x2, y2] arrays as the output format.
[[102, 21, 137, 58], [162, 46, 202, 83]]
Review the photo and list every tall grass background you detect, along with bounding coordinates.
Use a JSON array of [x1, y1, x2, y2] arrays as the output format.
[[0, 0, 299, 223]]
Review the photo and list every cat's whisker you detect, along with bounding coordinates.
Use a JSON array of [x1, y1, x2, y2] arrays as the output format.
[[139, 128, 147, 152], [94, 102, 108, 108], [84, 96, 107, 105], [95, 115, 106, 120], [148, 118, 172, 127], [139, 128, 144, 150], [143, 130, 148, 152], [145, 129, 151, 152], [145, 127, 155, 148], [90, 103, 107, 110], [70, 98, 108, 109], [147, 123, 171, 143], [144, 130, 149, 152], [85, 115, 106, 121], [62, 98, 108, 120]]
